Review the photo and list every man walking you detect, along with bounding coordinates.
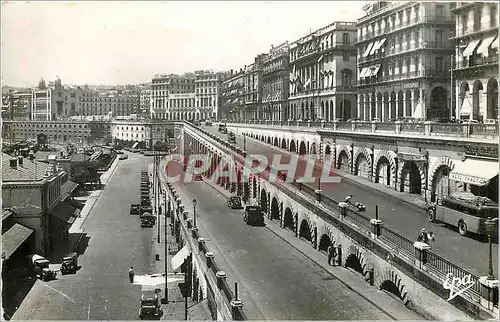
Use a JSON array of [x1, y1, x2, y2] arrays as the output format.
[[128, 266, 135, 283], [327, 243, 337, 266]]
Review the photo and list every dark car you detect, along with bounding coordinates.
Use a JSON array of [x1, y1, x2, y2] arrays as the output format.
[[227, 132, 236, 144], [227, 196, 243, 209], [61, 252, 78, 275], [130, 204, 140, 215], [243, 205, 265, 226]]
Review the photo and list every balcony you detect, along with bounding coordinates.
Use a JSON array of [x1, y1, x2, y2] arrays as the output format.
[[226, 120, 499, 141], [289, 85, 357, 99], [455, 55, 499, 70], [357, 70, 449, 87]]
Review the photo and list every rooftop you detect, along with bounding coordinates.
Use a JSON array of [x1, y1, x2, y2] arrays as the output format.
[[2, 153, 52, 182]]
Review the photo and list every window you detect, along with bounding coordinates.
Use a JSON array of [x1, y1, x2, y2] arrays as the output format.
[[342, 33, 349, 44], [474, 9, 481, 31], [461, 14, 468, 34], [436, 56, 444, 72], [436, 4, 444, 18], [491, 5, 497, 28], [414, 30, 420, 43], [414, 55, 420, 71], [435, 29, 444, 45], [343, 52, 349, 61]]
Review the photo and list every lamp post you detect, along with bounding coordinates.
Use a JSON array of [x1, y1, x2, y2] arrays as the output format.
[[243, 133, 247, 152], [486, 217, 498, 280], [193, 198, 197, 228]]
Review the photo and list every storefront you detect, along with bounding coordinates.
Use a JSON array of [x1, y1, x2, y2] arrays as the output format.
[[449, 158, 499, 203]]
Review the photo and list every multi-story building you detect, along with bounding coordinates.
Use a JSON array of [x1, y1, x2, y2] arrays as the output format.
[[262, 42, 290, 121], [453, 2, 498, 121], [139, 85, 151, 117], [356, 1, 456, 121], [3, 120, 93, 145], [31, 79, 52, 121], [289, 21, 358, 122], [49, 78, 84, 120], [220, 68, 247, 121], [79, 87, 139, 118], [150, 73, 197, 120], [2, 89, 32, 120], [195, 70, 223, 120], [150, 74, 169, 119]]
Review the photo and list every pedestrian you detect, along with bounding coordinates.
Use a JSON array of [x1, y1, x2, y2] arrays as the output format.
[[128, 266, 135, 283], [327, 243, 337, 266], [417, 228, 429, 244], [345, 195, 353, 204]]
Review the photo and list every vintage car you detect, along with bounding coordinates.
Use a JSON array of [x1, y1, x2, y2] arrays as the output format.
[[227, 196, 243, 209], [227, 132, 236, 144], [61, 252, 78, 275], [119, 154, 128, 160], [243, 206, 265, 226], [32, 255, 57, 281], [141, 212, 156, 228], [139, 286, 162, 319]]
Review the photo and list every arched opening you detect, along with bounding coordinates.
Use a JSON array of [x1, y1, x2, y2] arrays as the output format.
[[298, 141, 307, 155], [283, 208, 294, 230], [289, 140, 297, 152], [273, 137, 279, 147], [429, 86, 449, 120], [380, 280, 405, 303], [355, 153, 370, 179], [487, 78, 498, 119], [473, 80, 483, 121], [390, 91, 397, 121], [345, 254, 364, 275], [321, 101, 325, 120], [375, 156, 391, 186], [267, 136, 272, 144], [310, 142, 317, 155], [397, 91, 404, 119], [318, 234, 331, 252], [299, 220, 312, 241], [400, 161, 422, 194], [260, 189, 268, 213], [459, 82, 470, 119], [281, 138, 287, 149], [337, 150, 349, 172], [405, 90, 412, 117], [431, 165, 451, 202], [270, 197, 280, 220], [324, 145, 331, 156]]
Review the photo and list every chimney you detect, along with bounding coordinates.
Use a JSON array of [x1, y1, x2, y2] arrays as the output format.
[[18, 156, 23, 167], [9, 159, 17, 169]]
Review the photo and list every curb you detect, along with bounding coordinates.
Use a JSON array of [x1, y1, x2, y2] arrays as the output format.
[[233, 131, 427, 211], [202, 177, 402, 320]]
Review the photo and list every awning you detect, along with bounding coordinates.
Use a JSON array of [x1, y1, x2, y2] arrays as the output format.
[[450, 159, 499, 186], [50, 202, 80, 225], [2, 223, 34, 260], [477, 36, 496, 57], [367, 65, 381, 77], [60, 180, 79, 200], [362, 42, 375, 57], [462, 39, 481, 57], [369, 38, 386, 55], [359, 68, 369, 78], [132, 142, 139, 149], [171, 245, 190, 273], [460, 97, 473, 115], [491, 37, 499, 49]]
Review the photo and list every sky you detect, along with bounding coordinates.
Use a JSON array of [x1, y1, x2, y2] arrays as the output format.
[[1, 1, 365, 87]]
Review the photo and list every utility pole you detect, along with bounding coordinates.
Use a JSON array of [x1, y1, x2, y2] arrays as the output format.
[[163, 192, 169, 304]]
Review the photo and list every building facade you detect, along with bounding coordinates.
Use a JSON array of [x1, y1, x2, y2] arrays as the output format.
[[139, 85, 151, 117], [453, 1, 498, 121], [194, 70, 222, 120], [289, 21, 358, 122], [262, 42, 290, 121], [49, 78, 84, 120], [31, 79, 52, 121], [220, 69, 246, 121], [79, 87, 139, 118], [3, 120, 92, 145], [356, 1, 456, 122], [2, 89, 32, 121]]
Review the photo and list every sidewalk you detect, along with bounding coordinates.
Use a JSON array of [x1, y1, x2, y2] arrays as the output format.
[[148, 164, 212, 321], [203, 177, 427, 321], [243, 134, 428, 210]]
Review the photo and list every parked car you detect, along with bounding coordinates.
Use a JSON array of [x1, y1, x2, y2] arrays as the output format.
[[60, 252, 78, 275], [119, 154, 128, 160], [227, 196, 243, 209], [130, 204, 140, 215], [242, 206, 265, 226]]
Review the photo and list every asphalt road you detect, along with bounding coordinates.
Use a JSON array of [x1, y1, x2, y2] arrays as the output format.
[[164, 163, 395, 320], [12, 153, 156, 320], [201, 124, 497, 277]]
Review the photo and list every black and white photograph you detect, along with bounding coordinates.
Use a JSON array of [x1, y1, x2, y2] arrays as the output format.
[[1, 1, 498, 321]]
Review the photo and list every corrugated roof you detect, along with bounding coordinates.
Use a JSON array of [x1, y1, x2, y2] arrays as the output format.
[[61, 180, 79, 200], [50, 202, 80, 225], [2, 209, 14, 222], [2, 153, 51, 182], [1, 223, 33, 260]]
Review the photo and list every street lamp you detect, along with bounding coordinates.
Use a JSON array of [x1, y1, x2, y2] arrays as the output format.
[[193, 198, 197, 228], [486, 217, 498, 280], [243, 133, 247, 152]]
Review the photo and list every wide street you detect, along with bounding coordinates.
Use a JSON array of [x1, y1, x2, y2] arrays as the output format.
[[12, 153, 156, 320], [161, 159, 416, 320], [201, 124, 497, 277]]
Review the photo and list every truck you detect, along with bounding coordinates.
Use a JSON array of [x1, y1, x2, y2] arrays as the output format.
[[31, 254, 57, 281], [139, 286, 162, 319], [243, 205, 265, 226]]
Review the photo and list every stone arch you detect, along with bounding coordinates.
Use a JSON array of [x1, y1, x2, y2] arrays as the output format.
[[324, 144, 332, 156], [390, 91, 397, 120], [318, 224, 336, 252], [310, 142, 317, 155], [298, 141, 307, 155], [373, 151, 396, 186], [283, 207, 294, 230], [289, 140, 297, 152], [397, 90, 404, 118], [398, 160, 425, 194], [487, 78, 498, 119], [428, 156, 454, 202], [299, 219, 312, 241], [280, 138, 287, 149], [260, 188, 268, 213], [378, 268, 411, 307], [270, 197, 280, 220], [346, 245, 369, 281], [430, 86, 449, 119], [472, 80, 483, 120], [267, 136, 272, 144], [353, 148, 372, 178], [273, 137, 279, 147], [336, 147, 351, 172]]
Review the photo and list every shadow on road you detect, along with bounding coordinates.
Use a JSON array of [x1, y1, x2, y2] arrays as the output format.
[[75, 234, 90, 255], [2, 264, 37, 320]]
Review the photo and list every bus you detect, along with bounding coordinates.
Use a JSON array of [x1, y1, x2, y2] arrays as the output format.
[[427, 194, 498, 236]]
